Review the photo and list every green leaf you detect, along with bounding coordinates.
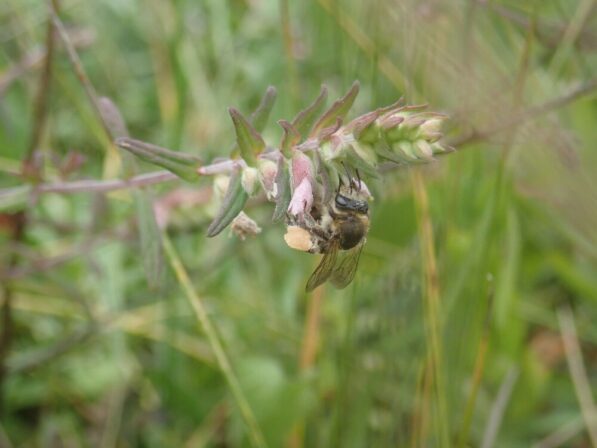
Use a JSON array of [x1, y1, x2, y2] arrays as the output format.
[[116, 137, 201, 164], [278, 120, 301, 158], [115, 137, 201, 182], [291, 85, 328, 136], [134, 190, 163, 290], [310, 81, 360, 138], [229, 108, 266, 166], [250, 86, 277, 133], [207, 169, 249, 237], [272, 159, 291, 222]]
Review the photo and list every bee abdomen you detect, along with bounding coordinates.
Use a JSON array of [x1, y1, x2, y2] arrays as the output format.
[[338, 217, 366, 250]]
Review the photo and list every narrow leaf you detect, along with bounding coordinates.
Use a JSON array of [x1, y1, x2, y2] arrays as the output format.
[[291, 85, 328, 136], [115, 137, 201, 182], [310, 81, 360, 138], [229, 108, 265, 166], [134, 190, 163, 289], [116, 137, 201, 164], [272, 159, 291, 222], [278, 120, 301, 158], [207, 170, 249, 237], [250, 86, 277, 133]]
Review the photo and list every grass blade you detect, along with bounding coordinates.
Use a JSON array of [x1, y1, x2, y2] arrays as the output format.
[[162, 234, 267, 448]]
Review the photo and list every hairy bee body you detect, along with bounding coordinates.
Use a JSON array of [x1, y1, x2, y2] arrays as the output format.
[[328, 212, 369, 251], [285, 181, 371, 291]]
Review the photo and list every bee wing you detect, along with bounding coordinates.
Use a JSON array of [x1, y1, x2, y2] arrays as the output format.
[[330, 242, 364, 289], [305, 239, 340, 292]]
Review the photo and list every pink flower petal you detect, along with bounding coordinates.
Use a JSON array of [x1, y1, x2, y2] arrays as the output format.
[[291, 151, 313, 188], [287, 177, 313, 216]]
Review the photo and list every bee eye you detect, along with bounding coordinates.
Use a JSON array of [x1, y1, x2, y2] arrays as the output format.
[[335, 194, 349, 208]]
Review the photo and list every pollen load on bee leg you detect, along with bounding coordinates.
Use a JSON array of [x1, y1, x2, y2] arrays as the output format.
[[284, 225, 316, 252]]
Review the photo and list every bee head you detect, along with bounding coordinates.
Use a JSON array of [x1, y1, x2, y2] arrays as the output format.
[[334, 194, 369, 214]]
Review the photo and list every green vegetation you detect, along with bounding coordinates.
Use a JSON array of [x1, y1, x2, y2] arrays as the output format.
[[1, 1, 597, 446]]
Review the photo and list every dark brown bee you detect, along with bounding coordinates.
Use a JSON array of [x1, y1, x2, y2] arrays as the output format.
[[285, 176, 370, 292]]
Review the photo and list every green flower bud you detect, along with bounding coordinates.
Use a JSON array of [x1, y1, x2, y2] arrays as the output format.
[[418, 118, 445, 141], [412, 140, 434, 160], [380, 114, 406, 142], [394, 141, 420, 162]]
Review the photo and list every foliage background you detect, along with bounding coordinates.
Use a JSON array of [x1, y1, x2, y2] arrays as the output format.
[[1, 0, 597, 446]]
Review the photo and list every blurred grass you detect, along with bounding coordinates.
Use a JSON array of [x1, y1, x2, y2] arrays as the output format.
[[1, 0, 597, 446]]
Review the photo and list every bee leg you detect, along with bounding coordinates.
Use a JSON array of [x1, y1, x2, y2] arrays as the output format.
[[301, 213, 330, 240], [301, 212, 319, 230], [285, 211, 297, 226]]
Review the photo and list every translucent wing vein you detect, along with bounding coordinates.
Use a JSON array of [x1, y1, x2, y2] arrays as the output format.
[[306, 240, 339, 292], [330, 243, 363, 289]]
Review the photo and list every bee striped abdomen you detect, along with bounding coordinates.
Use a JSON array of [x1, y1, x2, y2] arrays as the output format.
[[337, 216, 367, 250]]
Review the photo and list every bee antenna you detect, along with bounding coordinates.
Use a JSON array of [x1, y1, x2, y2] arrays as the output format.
[[356, 169, 362, 191], [340, 161, 353, 193]]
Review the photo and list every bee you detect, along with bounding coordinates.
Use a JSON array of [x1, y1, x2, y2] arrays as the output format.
[[285, 175, 370, 292]]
